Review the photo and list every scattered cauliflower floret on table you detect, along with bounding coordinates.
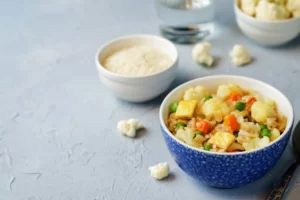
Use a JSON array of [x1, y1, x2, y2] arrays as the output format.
[[183, 86, 209, 101], [240, 0, 259, 16], [229, 44, 252, 66], [208, 131, 236, 149], [192, 42, 214, 67], [149, 162, 169, 180], [175, 100, 198, 119], [251, 101, 276, 123], [242, 136, 270, 151], [117, 119, 144, 137], [217, 83, 243, 99], [202, 97, 231, 122], [256, 0, 290, 20]]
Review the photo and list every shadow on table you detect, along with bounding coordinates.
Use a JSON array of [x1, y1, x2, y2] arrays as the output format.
[[275, 35, 300, 49], [186, 145, 296, 200], [117, 68, 192, 107]]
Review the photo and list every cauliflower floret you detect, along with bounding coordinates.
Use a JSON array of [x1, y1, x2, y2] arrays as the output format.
[[293, 9, 300, 17], [217, 83, 243, 99], [251, 101, 275, 123], [270, 0, 287, 5], [256, 0, 290, 20], [202, 97, 231, 122], [149, 162, 169, 180], [192, 42, 214, 66], [240, 0, 259, 16], [270, 128, 281, 141], [229, 44, 252, 66], [287, 0, 300, 12], [242, 136, 270, 151], [175, 127, 203, 147], [183, 86, 209, 101], [117, 119, 144, 137]]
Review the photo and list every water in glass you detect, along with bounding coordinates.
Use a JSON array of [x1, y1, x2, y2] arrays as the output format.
[[156, 0, 216, 43]]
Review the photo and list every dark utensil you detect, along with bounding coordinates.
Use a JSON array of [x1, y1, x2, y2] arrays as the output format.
[[265, 121, 300, 200]]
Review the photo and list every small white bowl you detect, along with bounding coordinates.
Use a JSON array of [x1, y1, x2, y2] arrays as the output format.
[[234, 0, 300, 46], [95, 34, 178, 102]]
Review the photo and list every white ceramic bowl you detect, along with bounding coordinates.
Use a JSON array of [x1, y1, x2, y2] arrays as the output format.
[[234, 0, 300, 46], [159, 75, 294, 188], [95, 34, 178, 102]]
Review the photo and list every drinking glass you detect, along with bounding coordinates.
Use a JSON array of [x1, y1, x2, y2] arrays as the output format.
[[155, 0, 216, 43]]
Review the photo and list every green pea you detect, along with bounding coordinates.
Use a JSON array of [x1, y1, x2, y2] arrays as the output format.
[[261, 128, 271, 137], [260, 124, 267, 130], [204, 145, 213, 151], [170, 103, 178, 113], [235, 102, 246, 111], [204, 96, 213, 102], [193, 131, 203, 138], [176, 122, 186, 129]]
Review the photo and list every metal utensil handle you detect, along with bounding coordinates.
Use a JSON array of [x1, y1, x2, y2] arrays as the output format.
[[265, 160, 299, 200]]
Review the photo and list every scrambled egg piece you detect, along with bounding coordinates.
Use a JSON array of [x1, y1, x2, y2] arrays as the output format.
[[149, 163, 169, 180], [208, 132, 236, 149], [229, 44, 252, 66], [175, 100, 198, 118], [183, 85, 209, 101], [192, 42, 214, 67]]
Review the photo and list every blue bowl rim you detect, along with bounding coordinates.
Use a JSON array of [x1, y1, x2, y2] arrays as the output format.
[[159, 75, 294, 156]]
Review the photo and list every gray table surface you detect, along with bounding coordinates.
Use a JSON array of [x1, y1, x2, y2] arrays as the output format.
[[1, 0, 300, 200]]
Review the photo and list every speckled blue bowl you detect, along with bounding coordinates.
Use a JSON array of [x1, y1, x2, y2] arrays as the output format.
[[159, 75, 294, 188]]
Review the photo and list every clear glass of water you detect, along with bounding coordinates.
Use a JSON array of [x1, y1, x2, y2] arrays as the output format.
[[155, 0, 216, 43]]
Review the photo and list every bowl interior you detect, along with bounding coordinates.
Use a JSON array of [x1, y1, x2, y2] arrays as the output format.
[[160, 75, 294, 154], [96, 35, 178, 74]]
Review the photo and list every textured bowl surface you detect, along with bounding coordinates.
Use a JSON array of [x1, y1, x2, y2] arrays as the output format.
[[159, 75, 294, 188]]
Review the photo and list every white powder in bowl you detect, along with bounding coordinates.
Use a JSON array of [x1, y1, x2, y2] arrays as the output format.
[[103, 45, 173, 77]]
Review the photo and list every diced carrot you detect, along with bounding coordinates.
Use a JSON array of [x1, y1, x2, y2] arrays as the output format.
[[224, 114, 239, 132], [195, 119, 210, 134], [246, 97, 257, 109], [229, 93, 242, 101]]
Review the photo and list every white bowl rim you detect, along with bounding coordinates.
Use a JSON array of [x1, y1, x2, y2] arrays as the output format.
[[159, 75, 294, 156], [234, 0, 300, 24], [95, 34, 179, 80]]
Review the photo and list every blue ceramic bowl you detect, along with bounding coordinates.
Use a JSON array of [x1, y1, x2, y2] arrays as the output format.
[[159, 75, 294, 188]]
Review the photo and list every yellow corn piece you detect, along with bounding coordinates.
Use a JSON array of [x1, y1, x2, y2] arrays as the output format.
[[208, 132, 236, 149], [175, 100, 198, 119]]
